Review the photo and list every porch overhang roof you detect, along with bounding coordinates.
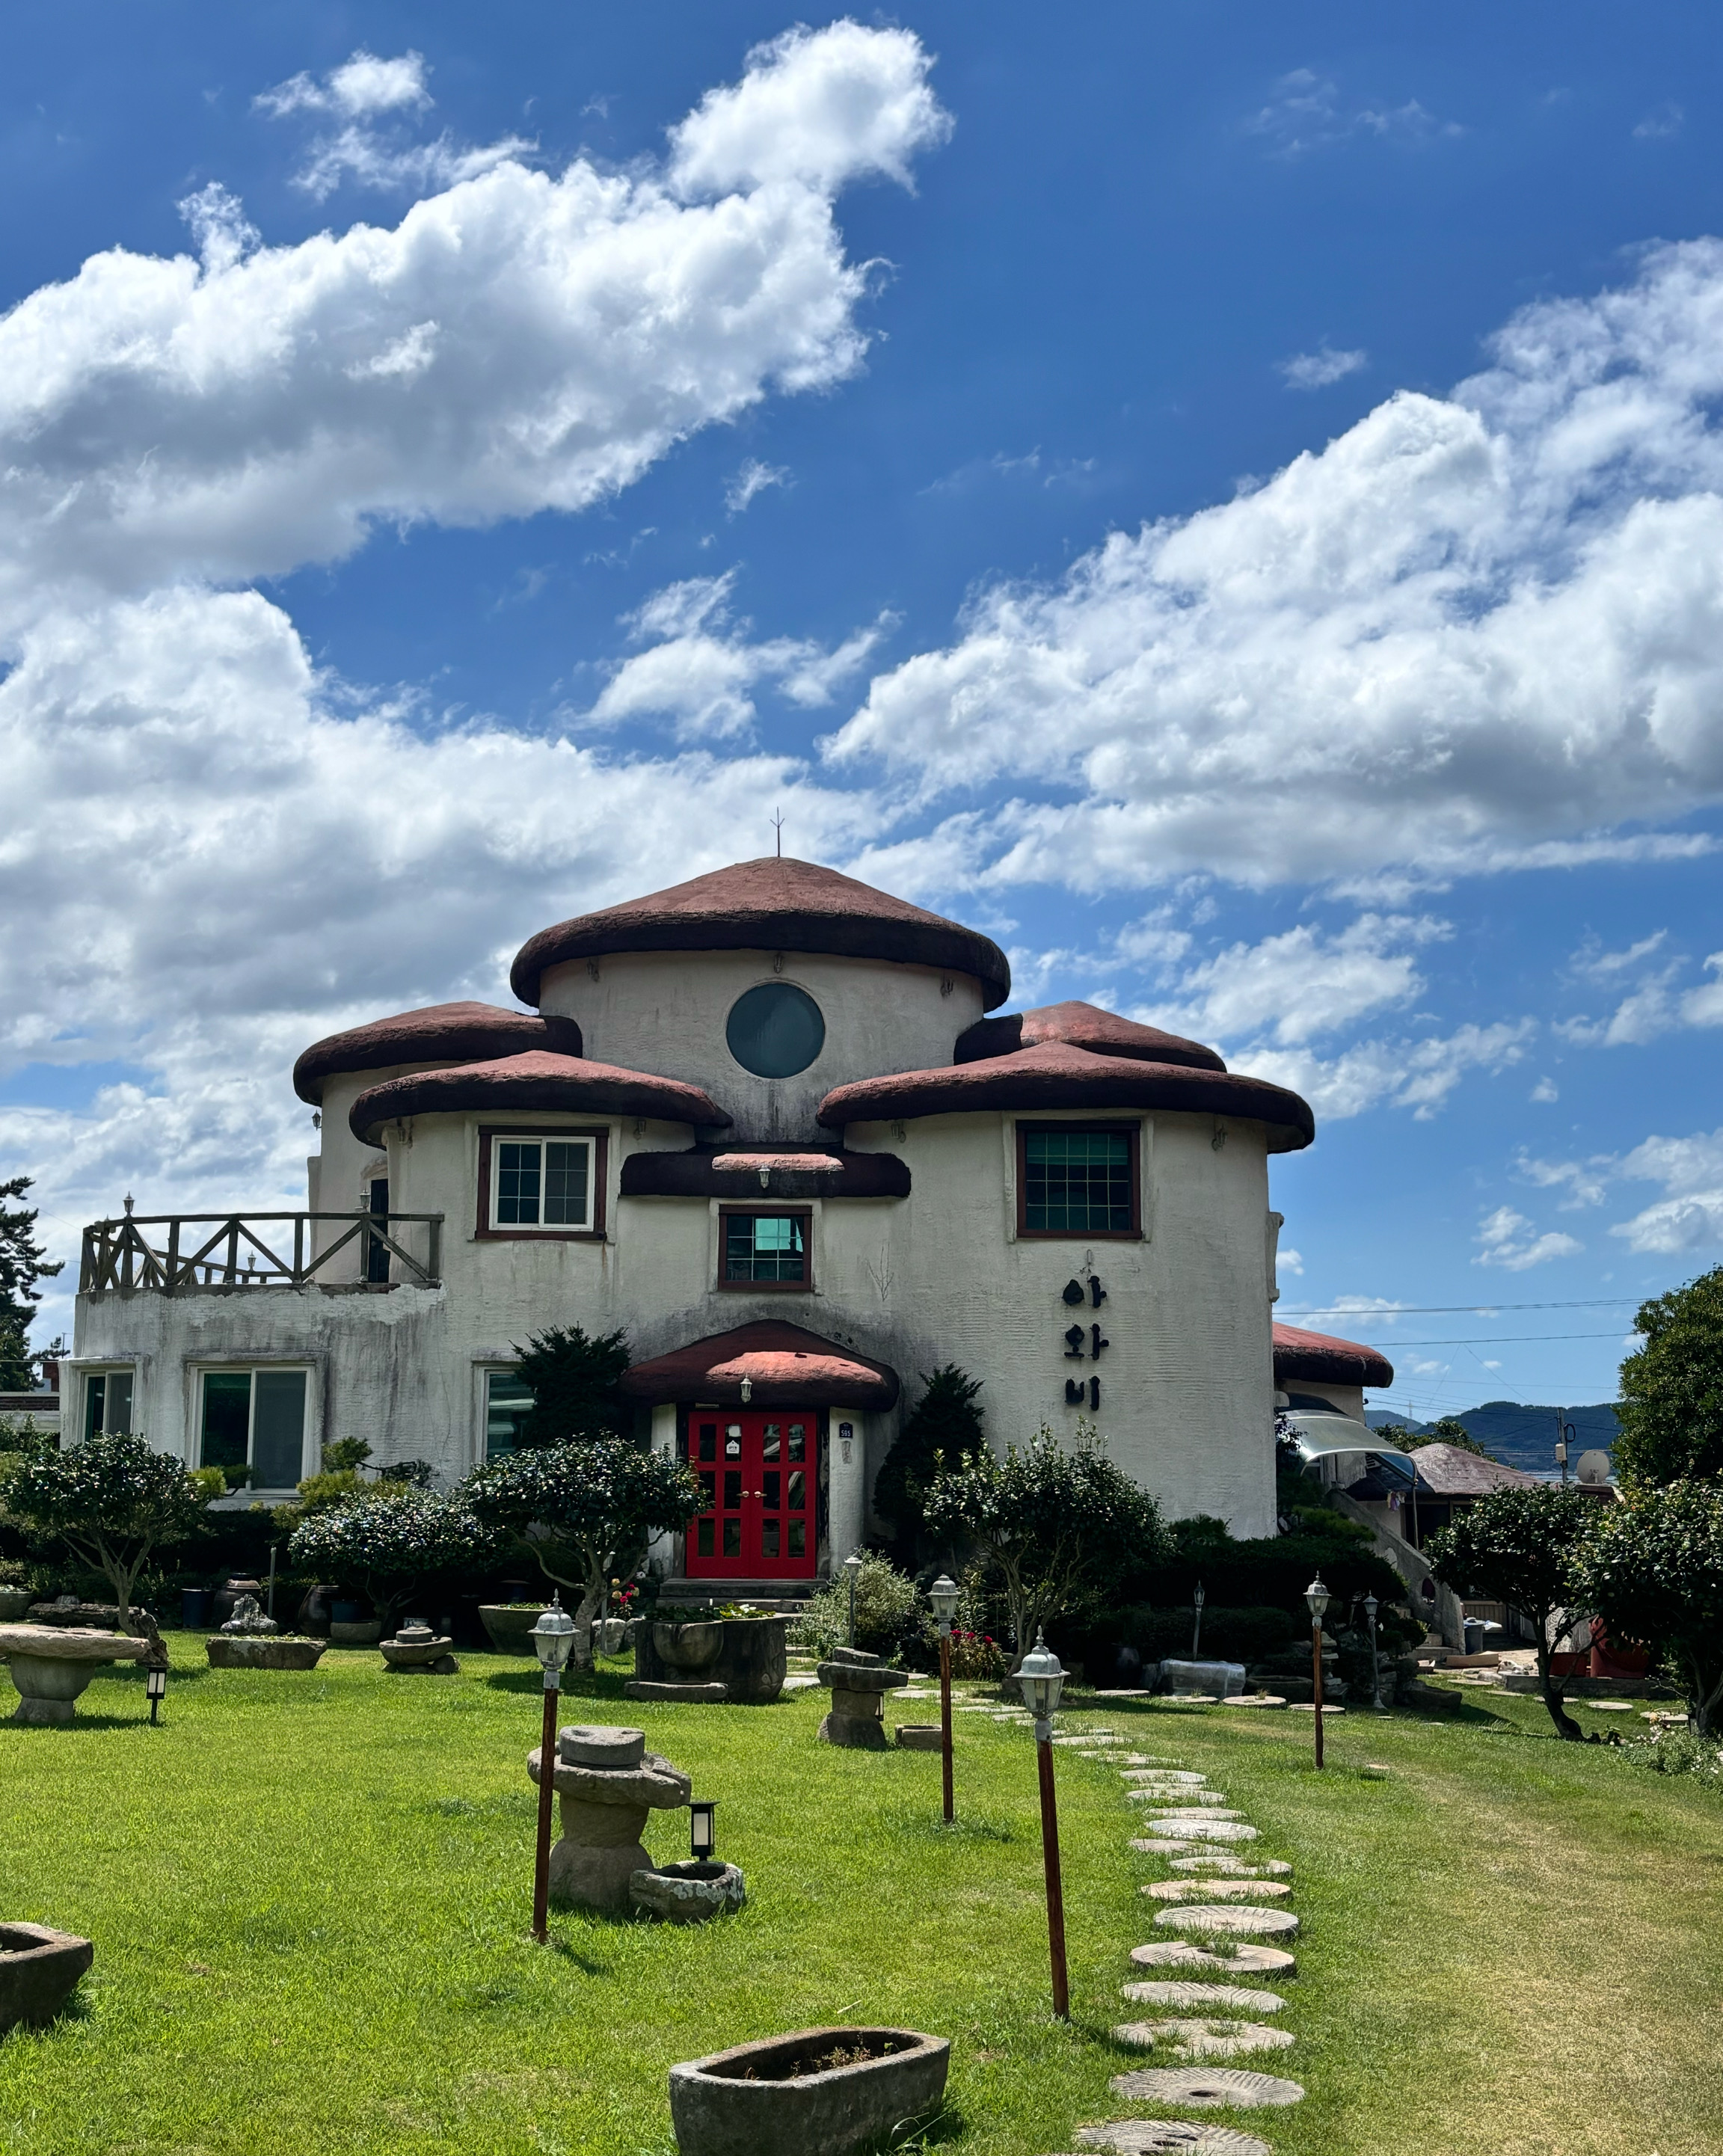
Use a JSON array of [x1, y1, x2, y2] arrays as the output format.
[[620, 1321, 900, 1410]]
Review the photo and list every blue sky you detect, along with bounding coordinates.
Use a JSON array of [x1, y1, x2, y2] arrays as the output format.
[[4, 4, 1722, 1428]]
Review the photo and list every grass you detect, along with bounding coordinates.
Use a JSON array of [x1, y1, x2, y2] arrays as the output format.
[[2, 1643, 1721, 2155]]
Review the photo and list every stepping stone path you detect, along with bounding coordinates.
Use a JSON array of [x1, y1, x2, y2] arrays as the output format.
[[1168, 1856, 1291, 1878], [1111, 2021, 1296, 2060], [1131, 1941, 1296, 1977], [1131, 1804, 1244, 1819], [1143, 1880, 1292, 1903], [1072, 2125, 1273, 2155], [1136, 1819, 1259, 1843], [1155, 1905, 1300, 1939], [1121, 1769, 1207, 1784], [1121, 1983, 1286, 2013], [1108, 2070, 1304, 2110], [1125, 1791, 1232, 1808]]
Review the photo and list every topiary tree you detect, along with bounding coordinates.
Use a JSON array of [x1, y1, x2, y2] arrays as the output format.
[[1615, 1267, 1723, 1487], [5, 1429, 211, 1632], [1573, 1479, 1723, 1736], [510, 1325, 633, 1446], [872, 1366, 988, 1564], [464, 1439, 702, 1665], [288, 1488, 501, 1631], [920, 1422, 1170, 1671], [1425, 1484, 1599, 1739]]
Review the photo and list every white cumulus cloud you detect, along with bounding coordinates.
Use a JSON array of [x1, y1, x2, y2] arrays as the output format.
[[1280, 345, 1367, 390], [1473, 1206, 1584, 1270], [257, 49, 434, 120], [1609, 1127, 1723, 1253]]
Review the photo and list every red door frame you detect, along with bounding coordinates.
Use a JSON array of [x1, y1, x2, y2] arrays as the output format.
[[684, 1407, 821, 1579]]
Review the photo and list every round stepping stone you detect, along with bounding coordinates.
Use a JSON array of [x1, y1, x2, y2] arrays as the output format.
[[1137, 1820, 1259, 1843], [1122, 1768, 1206, 1783], [1112, 2021, 1296, 2060], [1122, 1983, 1286, 2013], [1133, 1804, 1244, 1819], [1223, 1695, 1286, 1708], [1073, 2125, 1273, 2155], [1131, 1940, 1296, 1977], [1155, 1905, 1299, 1939], [1108, 2069, 1303, 2109], [1143, 1880, 1291, 1902], [1169, 1856, 1292, 1877]]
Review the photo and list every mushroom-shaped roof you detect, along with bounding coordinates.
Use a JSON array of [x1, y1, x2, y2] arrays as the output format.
[[817, 1040, 1315, 1152], [510, 856, 1012, 1010], [295, 1001, 582, 1105], [1273, 1323, 1394, 1389], [619, 1321, 900, 1409], [348, 1050, 728, 1145], [955, 1001, 1226, 1072]]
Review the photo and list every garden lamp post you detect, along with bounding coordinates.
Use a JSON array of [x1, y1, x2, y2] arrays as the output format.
[[1191, 1579, 1206, 1659], [1305, 1574, 1330, 1769], [929, 1573, 959, 1822], [689, 1799, 717, 1863], [1018, 1630, 1069, 2019], [529, 1595, 577, 1944], [1364, 1591, 1384, 1713], [145, 1662, 167, 1726], [844, 1552, 864, 1648]]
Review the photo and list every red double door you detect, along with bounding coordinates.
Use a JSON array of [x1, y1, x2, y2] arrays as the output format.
[[686, 1410, 818, 1578]]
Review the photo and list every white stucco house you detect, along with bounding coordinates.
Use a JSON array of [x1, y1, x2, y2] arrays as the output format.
[[69, 855, 1338, 1590]]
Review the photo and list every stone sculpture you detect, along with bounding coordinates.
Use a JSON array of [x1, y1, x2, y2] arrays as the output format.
[[204, 1595, 326, 1671], [380, 1619, 458, 1674], [0, 1624, 150, 1725], [814, 1647, 910, 1749], [526, 1723, 692, 1913]]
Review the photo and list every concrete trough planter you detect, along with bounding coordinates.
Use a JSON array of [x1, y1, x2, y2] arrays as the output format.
[[0, 1923, 93, 2033], [205, 1636, 325, 1671], [669, 2027, 949, 2156]]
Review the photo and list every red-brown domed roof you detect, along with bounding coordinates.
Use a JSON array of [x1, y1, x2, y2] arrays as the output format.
[[955, 1001, 1226, 1072], [510, 856, 1012, 1009], [348, 1050, 728, 1145], [1273, 1323, 1394, 1390], [620, 1321, 899, 1409], [817, 1040, 1315, 1152], [295, 1001, 581, 1105]]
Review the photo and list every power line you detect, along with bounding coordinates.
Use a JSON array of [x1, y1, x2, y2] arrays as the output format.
[[1374, 1330, 1628, 1346], [1279, 1297, 1638, 1316]]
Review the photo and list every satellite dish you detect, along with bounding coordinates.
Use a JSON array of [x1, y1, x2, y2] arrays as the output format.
[[1576, 1449, 1612, 1487]]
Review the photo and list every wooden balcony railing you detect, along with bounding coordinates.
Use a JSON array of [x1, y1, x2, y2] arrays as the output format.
[[79, 1208, 443, 1294]]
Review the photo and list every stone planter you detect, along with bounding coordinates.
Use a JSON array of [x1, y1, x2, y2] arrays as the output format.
[[329, 1620, 384, 1647], [0, 1624, 150, 1725], [206, 1636, 326, 1671], [816, 1649, 909, 1748], [479, 1605, 544, 1653], [894, 1722, 944, 1751], [630, 1859, 746, 1923], [527, 1725, 692, 1913], [0, 1589, 34, 1622], [1158, 1659, 1247, 1699], [669, 2027, 949, 2156], [653, 1620, 725, 1672], [379, 1624, 458, 1674], [0, 1923, 93, 2033], [628, 1616, 787, 1704]]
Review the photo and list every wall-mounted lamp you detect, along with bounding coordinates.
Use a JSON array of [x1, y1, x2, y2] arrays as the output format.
[[739, 1377, 753, 1404]]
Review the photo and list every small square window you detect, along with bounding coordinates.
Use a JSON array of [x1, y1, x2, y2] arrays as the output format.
[[83, 1369, 134, 1440], [720, 1211, 810, 1288], [197, 1368, 307, 1489], [483, 1131, 600, 1235], [1019, 1125, 1140, 1238]]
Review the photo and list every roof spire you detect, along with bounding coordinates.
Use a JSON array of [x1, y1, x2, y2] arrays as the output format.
[[771, 808, 784, 858]]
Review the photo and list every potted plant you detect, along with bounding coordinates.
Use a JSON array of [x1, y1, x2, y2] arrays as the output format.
[[669, 2027, 949, 2156]]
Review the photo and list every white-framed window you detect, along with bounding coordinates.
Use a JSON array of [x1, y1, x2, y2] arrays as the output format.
[[83, 1367, 135, 1440], [197, 1367, 310, 1490], [491, 1136, 594, 1230], [484, 1369, 535, 1460]]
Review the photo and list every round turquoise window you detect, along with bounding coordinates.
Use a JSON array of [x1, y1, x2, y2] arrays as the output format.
[[726, 982, 826, 1078]]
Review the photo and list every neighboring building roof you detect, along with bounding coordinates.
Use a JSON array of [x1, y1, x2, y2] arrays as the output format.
[[619, 1148, 911, 1200], [510, 856, 1013, 1009], [620, 1320, 900, 1409], [817, 1039, 1315, 1151], [348, 1050, 728, 1143], [955, 1001, 1226, 1073], [1404, 1443, 1538, 1497], [295, 1001, 582, 1105], [1274, 1322, 1395, 1390]]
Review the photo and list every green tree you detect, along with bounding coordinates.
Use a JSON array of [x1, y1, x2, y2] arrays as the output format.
[[1425, 1484, 1598, 1739], [1417, 1418, 1499, 1463], [510, 1325, 633, 1446], [288, 1489, 501, 1630], [1574, 1480, 1723, 1736], [1615, 1267, 1723, 1486], [464, 1440, 702, 1665], [872, 1365, 988, 1562], [920, 1422, 1170, 1671], [5, 1429, 210, 1630], [0, 1177, 63, 1390]]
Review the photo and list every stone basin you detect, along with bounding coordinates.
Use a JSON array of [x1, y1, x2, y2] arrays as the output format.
[[0, 1624, 150, 1725], [527, 1736, 691, 1912], [653, 1621, 725, 1673], [0, 1923, 93, 2033], [206, 1636, 326, 1671], [669, 2027, 949, 2156], [379, 1630, 457, 1673], [630, 1859, 746, 1923], [478, 1604, 543, 1653]]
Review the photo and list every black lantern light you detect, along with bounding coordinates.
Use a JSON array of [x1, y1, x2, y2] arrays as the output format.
[[1191, 1579, 1206, 1658], [929, 1573, 959, 1822], [690, 1799, 717, 1862], [1305, 1573, 1330, 1768], [146, 1664, 168, 1725]]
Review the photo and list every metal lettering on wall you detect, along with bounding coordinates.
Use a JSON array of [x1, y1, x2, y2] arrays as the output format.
[[1059, 1274, 1107, 1411]]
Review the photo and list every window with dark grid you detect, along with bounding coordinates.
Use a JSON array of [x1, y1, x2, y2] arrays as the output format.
[[724, 1213, 807, 1282], [1023, 1129, 1133, 1232]]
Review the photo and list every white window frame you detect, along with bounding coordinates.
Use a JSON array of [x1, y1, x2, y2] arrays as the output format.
[[81, 1364, 138, 1441], [479, 1365, 535, 1463], [194, 1363, 314, 1494], [489, 1134, 595, 1233]]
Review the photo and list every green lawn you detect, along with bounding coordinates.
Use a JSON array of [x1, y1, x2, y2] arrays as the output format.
[[2, 1643, 1720, 2156]]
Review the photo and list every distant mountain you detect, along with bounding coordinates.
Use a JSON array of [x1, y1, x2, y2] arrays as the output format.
[[1364, 1399, 1619, 1476]]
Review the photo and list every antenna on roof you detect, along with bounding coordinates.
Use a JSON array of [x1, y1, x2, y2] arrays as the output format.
[[771, 808, 784, 858]]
